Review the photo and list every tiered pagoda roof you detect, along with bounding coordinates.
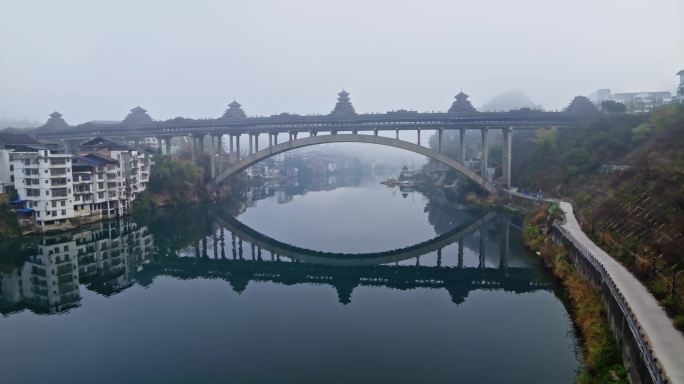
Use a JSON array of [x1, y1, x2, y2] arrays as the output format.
[[122, 106, 154, 125], [330, 90, 357, 117], [564, 96, 599, 117], [39, 111, 70, 130], [221, 101, 247, 119], [448, 92, 477, 113]]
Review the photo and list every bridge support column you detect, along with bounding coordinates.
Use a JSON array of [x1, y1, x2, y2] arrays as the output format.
[[293, 132, 298, 140], [480, 128, 489, 180], [458, 240, 464, 268], [395, 129, 399, 140], [249, 134, 253, 155], [437, 129, 443, 153], [459, 128, 466, 164], [478, 230, 486, 268], [191, 135, 199, 161], [156, 137, 163, 154], [437, 248, 442, 267], [235, 134, 241, 160], [198, 135, 205, 155], [254, 134, 259, 152], [417, 129, 421, 146], [268, 133, 273, 148], [165, 137, 172, 155], [374, 129, 378, 136], [215, 135, 222, 176], [288, 132, 293, 142], [502, 127, 513, 188]]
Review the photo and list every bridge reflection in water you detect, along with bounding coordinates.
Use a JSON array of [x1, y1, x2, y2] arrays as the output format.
[[145, 210, 548, 305], [0, 210, 548, 315]]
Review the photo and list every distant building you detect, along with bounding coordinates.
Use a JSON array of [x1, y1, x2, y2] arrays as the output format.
[[590, 70, 684, 112], [674, 69, 684, 104], [589, 89, 671, 113]]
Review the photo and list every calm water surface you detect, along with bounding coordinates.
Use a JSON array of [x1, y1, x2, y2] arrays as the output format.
[[0, 177, 580, 383]]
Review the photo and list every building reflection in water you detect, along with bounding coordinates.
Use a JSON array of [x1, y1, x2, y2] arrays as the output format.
[[0, 219, 153, 315]]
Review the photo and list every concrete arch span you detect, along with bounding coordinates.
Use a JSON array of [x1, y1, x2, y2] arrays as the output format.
[[207, 133, 498, 194]]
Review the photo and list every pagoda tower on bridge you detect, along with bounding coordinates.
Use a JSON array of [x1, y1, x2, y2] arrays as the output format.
[[448, 92, 477, 113], [39, 111, 70, 130], [123, 106, 154, 125], [330, 90, 357, 117], [221, 100, 247, 119]]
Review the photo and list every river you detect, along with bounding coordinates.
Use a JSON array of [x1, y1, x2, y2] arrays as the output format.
[[0, 175, 580, 383]]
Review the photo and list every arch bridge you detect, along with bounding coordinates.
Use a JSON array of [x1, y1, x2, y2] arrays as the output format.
[[31, 91, 597, 191]]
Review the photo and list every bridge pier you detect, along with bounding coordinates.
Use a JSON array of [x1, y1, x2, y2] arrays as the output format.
[[268, 133, 273, 148], [235, 134, 241, 160], [437, 248, 442, 267], [437, 129, 443, 153], [459, 128, 466, 164], [254, 134, 259, 152], [458, 240, 464, 268], [417, 129, 421, 146], [249, 134, 253, 155], [480, 128, 489, 180], [220, 228, 226, 259], [478, 229, 486, 268], [165, 137, 172, 155], [395, 129, 399, 140], [191, 135, 199, 161], [502, 127, 513, 188], [373, 129, 378, 136]]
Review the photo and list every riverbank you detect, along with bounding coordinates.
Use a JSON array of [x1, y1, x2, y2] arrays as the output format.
[[511, 104, 684, 332], [524, 204, 628, 384]]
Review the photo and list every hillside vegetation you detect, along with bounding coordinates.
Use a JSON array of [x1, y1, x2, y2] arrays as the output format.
[[134, 155, 206, 211], [0, 194, 20, 238], [513, 104, 684, 329]]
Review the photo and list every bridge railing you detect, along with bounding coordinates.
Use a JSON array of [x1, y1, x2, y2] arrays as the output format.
[[552, 222, 667, 384]]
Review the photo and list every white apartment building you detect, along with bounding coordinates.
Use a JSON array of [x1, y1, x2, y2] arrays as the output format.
[[0, 133, 44, 193], [0, 134, 153, 230], [79, 137, 152, 207], [11, 146, 75, 228]]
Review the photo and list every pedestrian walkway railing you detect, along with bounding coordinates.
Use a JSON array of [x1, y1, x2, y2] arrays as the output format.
[[553, 222, 667, 384]]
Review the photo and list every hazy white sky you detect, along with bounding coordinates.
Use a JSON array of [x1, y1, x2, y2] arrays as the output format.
[[1, 0, 682, 125]]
